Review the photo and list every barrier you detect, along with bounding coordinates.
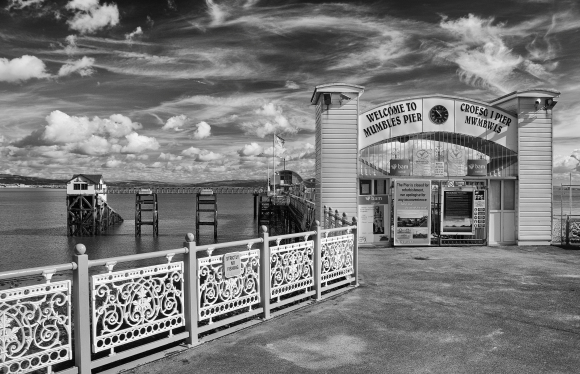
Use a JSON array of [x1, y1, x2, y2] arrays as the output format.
[[0, 222, 357, 374]]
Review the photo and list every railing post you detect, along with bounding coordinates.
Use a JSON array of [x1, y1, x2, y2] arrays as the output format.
[[566, 216, 570, 246], [351, 217, 359, 287], [313, 220, 322, 301], [73, 244, 91, 374], [335, 209, 340, 229], [323, 205, 327, 229], [259, 226, 271, 320], [183, 233, 199, 346]]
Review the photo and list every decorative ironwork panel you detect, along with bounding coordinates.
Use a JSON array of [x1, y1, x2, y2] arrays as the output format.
[[270, 241, 314, 298], [552, 217, 563, 244], [321, 234, 354, 282], [198, 250, 260, 321], [0, 281, 72, 373], [569, 220, 580, 244], [91, 262, 184, 353]]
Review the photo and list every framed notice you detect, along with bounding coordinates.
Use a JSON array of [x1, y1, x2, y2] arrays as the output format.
[[357, 195, 390, 244], [223, 252, 242, 278], [394, 180, 431, 246], [441, 187, 474, 235]]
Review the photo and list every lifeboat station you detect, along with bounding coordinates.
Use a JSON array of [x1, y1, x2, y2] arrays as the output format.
[[311, 84, 559, 247]]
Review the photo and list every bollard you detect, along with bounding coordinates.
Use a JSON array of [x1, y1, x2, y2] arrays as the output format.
[[313, 220, 322, 301], [73, 244, 91, 374], [183, 233, 199, 346], [259, 226, 271, 320]]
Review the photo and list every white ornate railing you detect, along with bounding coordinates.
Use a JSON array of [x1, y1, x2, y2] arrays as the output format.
[[321, 231, 354, 283], [197, 249, 260, 322], [0, 219, 358, 374], [0, 275, 72, 374], [270, 240, 314, 299], [91, 261, 185, 353]]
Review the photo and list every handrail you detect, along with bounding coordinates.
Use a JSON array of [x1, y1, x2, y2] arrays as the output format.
[[323, 225, 356, 234], [88, 247, 188, 268], [269, 230, 317, 242], [194, 238, 264, 252], [0, 262, 77, 280]]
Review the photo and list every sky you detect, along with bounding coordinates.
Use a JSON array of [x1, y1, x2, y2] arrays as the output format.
[[1, 0, 579, 184]]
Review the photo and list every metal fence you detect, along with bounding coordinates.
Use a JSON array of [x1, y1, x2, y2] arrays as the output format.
[[0, 222, 358, 374]]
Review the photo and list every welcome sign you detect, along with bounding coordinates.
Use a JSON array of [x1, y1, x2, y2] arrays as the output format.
[[358, 96, 517, 152]]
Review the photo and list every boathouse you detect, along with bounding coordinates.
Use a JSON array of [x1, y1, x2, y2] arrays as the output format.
[[311, 84, 559, 247], [67, 174, 107, 201]]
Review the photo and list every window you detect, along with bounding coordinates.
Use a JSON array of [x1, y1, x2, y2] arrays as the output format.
[[360, 180, 371, 195], [73, 184, 80, 190], [504, 180, 515, 210], [81, 184, 88, 190], [374, 180, 387, 194]]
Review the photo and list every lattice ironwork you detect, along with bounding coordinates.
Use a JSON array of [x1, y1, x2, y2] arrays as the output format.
[[91, 262, 184, 353], [198, 250, 260, 322], [321, 233, 354, 282], [568, 220, 580, 244], [0, 281, 72, 373], [270, 240, 314, 298], [552, 217, 563, 244]]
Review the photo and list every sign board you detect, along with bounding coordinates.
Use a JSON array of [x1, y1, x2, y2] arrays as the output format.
[[434, 161, 445, 177], [467, 159, 487, 176], [473, 190, 486, 228], [412, 148, 433, 176], [223, 252, 242, 278], [389, 159, 411, 176], [441, 187, 474, 235], [358, 195, 389, 244], [394, 180, 431, 246], [358, 97, 517, 152]]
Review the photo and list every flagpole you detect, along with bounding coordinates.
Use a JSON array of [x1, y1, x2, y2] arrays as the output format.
[[273, 133, 276, 197]]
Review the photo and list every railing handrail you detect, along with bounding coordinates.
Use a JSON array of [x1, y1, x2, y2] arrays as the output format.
[[269, 230, 317, 242], [322, 225, 356, 234], [194, 238, 264, 252], [88, 247, 188, 267], [0, 262, 77, 280]]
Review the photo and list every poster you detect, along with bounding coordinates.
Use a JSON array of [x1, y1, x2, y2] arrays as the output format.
[[412, 148, 433, 176], [358, 195, 389, 244], [441, 188, 474, 235], [394, 180, 431, 246], [473, 190, 486, 228], [447, 147, 466, 176]]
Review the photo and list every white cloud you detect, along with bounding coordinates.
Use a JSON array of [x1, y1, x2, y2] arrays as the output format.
[[162, 115, 189, 131], [554, 150, 580, 174], [240, 102, 298, 138], [7, 0, 44, 10], [43, 110, 141, 144], [193, 121, 211, 139], [121, 132, 160, 153], [206, 0, 228, 26], [197, 150, 223, 162], [181, 146, 201, 157], [159, 152, 183, 161], [125, 26, 143, 41], [64, 35, 78, 56], [73, 135, 112, 155], [58, 56, 95, 77], [0, 55, 50, 83], [66, 0, 120, 34], [238, 142, 263, 156], [104, 156, 123, 168], [285, 80, 300, 89]]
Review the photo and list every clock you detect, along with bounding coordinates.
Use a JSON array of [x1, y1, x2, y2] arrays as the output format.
[[429, 105, 448, 124]]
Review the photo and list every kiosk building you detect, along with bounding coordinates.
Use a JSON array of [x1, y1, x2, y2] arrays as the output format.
[[311, 84, 559, 246]]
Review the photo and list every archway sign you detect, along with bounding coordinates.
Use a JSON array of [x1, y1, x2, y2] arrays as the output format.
[[358, 95, 517, 152]]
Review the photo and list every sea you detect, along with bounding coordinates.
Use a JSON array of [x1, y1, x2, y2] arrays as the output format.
[[0, 188, 257, 273]]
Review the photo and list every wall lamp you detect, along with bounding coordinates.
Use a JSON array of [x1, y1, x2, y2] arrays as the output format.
[[544, 97, 557, 110]]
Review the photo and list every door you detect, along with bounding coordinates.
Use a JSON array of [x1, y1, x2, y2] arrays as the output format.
[[489, 179, 516, 245]]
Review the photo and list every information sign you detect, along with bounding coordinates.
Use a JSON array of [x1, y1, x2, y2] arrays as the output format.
[[473, 190, 486, 228], [224, 252, 242, 278], [358, 195, 389, 244], [441, 187, 474, 235], [394, 180, 431, 246]]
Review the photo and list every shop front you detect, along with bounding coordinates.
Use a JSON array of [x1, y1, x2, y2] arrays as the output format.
[[311, 85, 559, 246]]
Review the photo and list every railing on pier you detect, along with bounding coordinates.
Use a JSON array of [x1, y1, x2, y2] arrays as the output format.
[[0, 222, 358, 374], [103, 186, 265, 194]]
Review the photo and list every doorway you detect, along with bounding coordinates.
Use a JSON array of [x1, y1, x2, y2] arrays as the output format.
[[488, 179, 516, 245]]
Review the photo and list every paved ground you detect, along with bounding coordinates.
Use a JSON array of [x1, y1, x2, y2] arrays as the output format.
[[125, 245, 580, 374]]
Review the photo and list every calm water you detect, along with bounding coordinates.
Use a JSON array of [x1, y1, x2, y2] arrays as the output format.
[[0, 189, 257, 272]]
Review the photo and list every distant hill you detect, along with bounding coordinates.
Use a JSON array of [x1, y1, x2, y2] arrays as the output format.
[[0, 174, 267, 188]]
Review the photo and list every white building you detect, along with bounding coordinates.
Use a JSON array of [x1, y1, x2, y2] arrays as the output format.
[[66, 174, 107, 202]]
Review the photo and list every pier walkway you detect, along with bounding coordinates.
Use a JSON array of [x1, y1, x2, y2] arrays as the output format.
[[126, 245, 580, 374]]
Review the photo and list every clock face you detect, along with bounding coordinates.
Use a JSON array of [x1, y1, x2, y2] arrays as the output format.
[[429, 105, 448, 124]]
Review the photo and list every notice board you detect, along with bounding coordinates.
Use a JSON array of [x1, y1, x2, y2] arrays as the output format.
[[441, 187, 474, 235], [394, 180, 431, 246]]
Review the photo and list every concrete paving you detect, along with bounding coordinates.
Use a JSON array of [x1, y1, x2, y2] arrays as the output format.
[[124, 245, 580, 374]]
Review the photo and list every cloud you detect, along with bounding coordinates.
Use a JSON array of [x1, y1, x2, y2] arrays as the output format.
[[238, 142, 263, 156], [58, 56, 95, 76], [197, 150, 223, 162], [285, 81, 300, 89], [64, 35, 78, 56], [103, 156, 123, 168], [181, 146, 201, 157], [240, 102, 298, 138], [66, 0, 120, 34], [193, 121, 211, 139], [206, 0, 228, 26], [121, 132, 160, 153], [159, 152, 182, 161], [6, 0, 44, 10], [0, 55, 50, 83], [162, 115, 189, 131], [125, 26, 143, 42]]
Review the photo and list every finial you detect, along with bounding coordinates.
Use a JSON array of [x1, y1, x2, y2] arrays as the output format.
[[75, 244, 86, 255], [261, 225, 268, 234], [185, 233, 195, 242]]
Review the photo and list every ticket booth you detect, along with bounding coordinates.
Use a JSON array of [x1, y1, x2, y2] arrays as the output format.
[[312, 85, 559, 246]]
